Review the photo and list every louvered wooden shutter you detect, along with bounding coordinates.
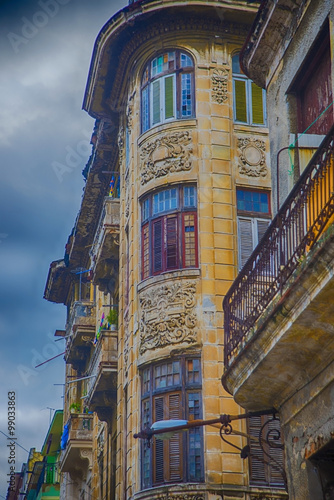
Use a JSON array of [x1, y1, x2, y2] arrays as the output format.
[[251, 82, 265, 124], [152, 80, 161, 124], [166, 216, 178, 269], [164, 75, 174, 119], [234, 79, 247, 122], [154, 397, 164, 484], [183, 213, 197, 268], [167, 393, 183, 482], [238, 217, 254, 269], [248, 415, 268, 486], [248, 415, 285, 488], [142, 223, 150, 279], [153, 219, 163, 273], [256, 219, 270, 244]]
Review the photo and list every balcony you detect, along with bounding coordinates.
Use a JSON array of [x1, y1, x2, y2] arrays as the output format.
[[222, 128, 334, 411], [90, 197, 120, 292], [65, 301, 95, 370], [59, 414, 93, 478], [85, 329, 118, 423]]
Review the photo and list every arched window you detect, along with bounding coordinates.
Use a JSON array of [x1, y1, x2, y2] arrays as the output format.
[[141, 50, 195, 133], [232, 54, 266, 126]]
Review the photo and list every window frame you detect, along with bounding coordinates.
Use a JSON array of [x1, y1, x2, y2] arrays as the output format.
[[237, 189, 271, 270], [141, 185, 198, 279], [232, 54, 267, 126], [141, 50, 195, 133], [140, 357, 203, 489]]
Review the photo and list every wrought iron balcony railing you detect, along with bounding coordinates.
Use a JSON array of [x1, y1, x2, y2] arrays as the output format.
[[224, 126, 334, 368]]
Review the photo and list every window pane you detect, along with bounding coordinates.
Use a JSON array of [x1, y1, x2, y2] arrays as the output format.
[[181, 53, 193, 68], [188, 392, 202, 481], [181, 73, 192, 117], [232, 53, 241, 74], [152, 52, 175, 76], [184, 186, 196, 207], [183, 213, 196, 267], [164, 75, 174, 119], [142, 198, 149, 221], [152, 80, 161, 125], [142, 86, 149, 132], [251, 82, 265, 125], [237, 190, 269, 214], [234, 79, 247, 122]]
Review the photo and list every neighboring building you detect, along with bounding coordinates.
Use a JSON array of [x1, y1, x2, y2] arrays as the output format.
[[222, 1, 334, 499], [9, 412, 63, 500], [44, 1, 288, 499]]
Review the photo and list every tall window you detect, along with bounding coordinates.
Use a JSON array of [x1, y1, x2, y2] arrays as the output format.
[[237, 189, 271, 269], [141, 357, 203, 488], [232, 54, 266, 126], [141, 185, 198, 279], [141, 50, 195, 133]]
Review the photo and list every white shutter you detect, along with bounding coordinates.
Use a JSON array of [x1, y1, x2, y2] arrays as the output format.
[[238, 217, 254, 269], [256, 218, 270, 245]]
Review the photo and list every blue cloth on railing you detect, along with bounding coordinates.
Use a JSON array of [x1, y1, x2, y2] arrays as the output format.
[[60, 423, 69, 450]]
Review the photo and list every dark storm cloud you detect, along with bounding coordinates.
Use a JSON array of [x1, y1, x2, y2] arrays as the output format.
[[0, 0, 127, 493]]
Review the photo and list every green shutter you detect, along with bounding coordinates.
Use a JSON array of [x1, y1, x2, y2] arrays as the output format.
[[235, 79, 247, 122], [164, 75, 174, 119], [251, 82, 264, 124], [152, 80, 161, 124]]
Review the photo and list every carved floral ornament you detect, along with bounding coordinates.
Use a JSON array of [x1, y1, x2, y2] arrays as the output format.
[[139, 281, 198, 354], [212, 66, 229, 104], [139, 130, 193, 185], [237, 136, 268, 177], [157, 495, 204, 500]]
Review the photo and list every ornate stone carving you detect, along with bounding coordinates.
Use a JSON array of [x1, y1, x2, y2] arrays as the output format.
[[237, 137, 268, 177], [250, 496, 287, 500], [123, 313, 130, 372], [126, 92, 135, 129], [80, 449, 93, 469], [212, 67, 229, 104], [140, 131, 192, 185], [157, 495, 204, 500], [118, 126, 124, 164], [139, 281, 197, 354]]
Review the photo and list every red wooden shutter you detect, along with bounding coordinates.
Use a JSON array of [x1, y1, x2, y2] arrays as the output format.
[[153, 396, 164, 484], [166, 216, 178, 270], [153, 219, 163, 273], [167, 393, 183, 482], [142, 223, 150, 279]]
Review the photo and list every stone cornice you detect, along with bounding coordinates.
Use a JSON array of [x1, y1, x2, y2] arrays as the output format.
[[83, 2, 256, 118]]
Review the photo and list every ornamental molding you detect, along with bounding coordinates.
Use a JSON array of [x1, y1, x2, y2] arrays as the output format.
[[139, 130, 193, 185], [125, 175, 130, 219], [126, 91, 135, 129], [212, 66, 229, 104], [139, 280, 197, 354], [237, 136, 268, 177], [118, 126, 124, 164], [80, 449, 93, 469], [123, 313, 130, 371]]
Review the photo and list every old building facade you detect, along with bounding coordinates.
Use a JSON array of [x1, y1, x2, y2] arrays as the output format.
[[45, 1, 288, 499], [222, 1, 334, 499]]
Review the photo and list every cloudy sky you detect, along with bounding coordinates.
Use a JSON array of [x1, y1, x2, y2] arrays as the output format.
[[0, 0, 126, 495]]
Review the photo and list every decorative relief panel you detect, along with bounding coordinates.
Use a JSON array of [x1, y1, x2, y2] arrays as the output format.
[[250, 496, 288, 500], [139, 281, 197, 354], [118, 125, 124, 164], [157, 494, 204, 500], [212, 67, 229, 104], [139, 131, 192, 185], [237, 137, 268, 177]]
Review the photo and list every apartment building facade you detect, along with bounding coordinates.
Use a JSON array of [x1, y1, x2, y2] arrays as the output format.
[[45, 1, 287, 499]]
